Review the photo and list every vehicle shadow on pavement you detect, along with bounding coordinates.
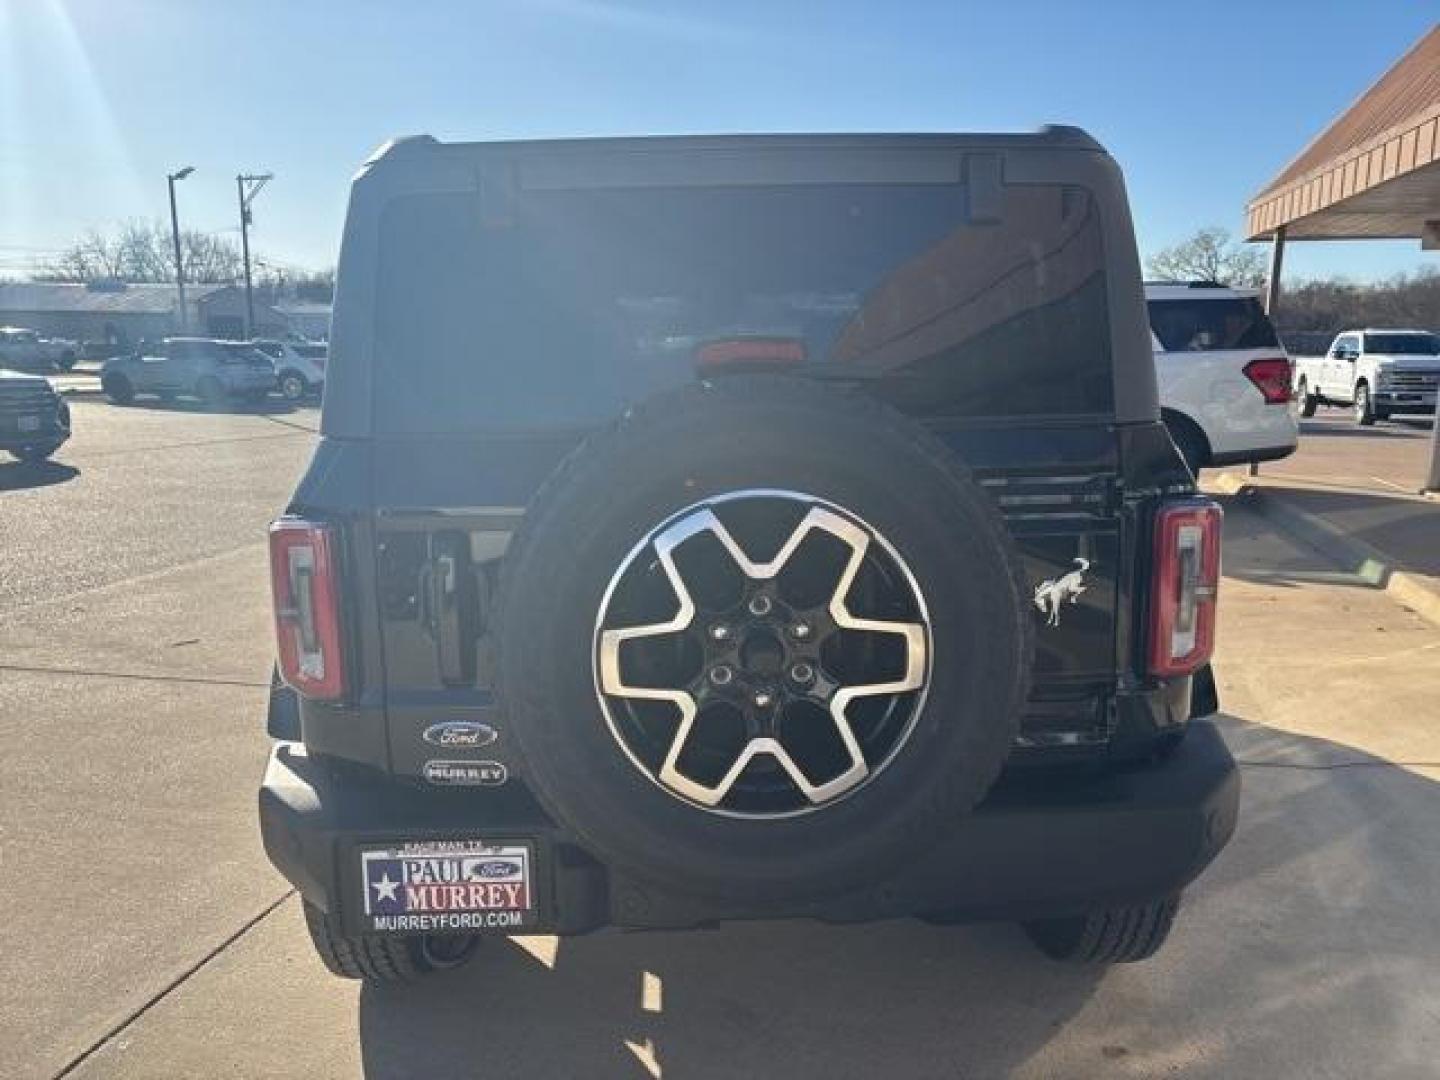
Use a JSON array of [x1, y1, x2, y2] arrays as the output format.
[[347, 717, 1440, 1080], [111, 397, 300, 417], [1296, 422, 1431, 440], [357, 916, 1103, 1079], [0, 458, 79, 492]]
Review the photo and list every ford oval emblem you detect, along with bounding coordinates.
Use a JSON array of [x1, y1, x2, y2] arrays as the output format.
[[422, 721, 499, 749], [470, 859, 522, 879]]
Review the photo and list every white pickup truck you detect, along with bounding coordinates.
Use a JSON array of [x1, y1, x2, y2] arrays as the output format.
[[1293, 329, 1440, 426]]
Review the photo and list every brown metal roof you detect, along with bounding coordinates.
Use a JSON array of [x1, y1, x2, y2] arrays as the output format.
[[1246, 24, 1440, 241]]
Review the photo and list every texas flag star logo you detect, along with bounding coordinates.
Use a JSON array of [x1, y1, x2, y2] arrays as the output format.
[[364, 857, 407, 914]]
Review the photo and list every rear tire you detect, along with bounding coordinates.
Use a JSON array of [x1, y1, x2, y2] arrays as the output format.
[[1022, 894, 1180, 964], [101, 372, 134, 405], [302, 901, 478, 982], [1296, 377, 1317, 418], [1163, 415, 1208, 477], [195, 376, 227, 410], [278, 371, 308, 401], [1354, 382, 1375, 426]]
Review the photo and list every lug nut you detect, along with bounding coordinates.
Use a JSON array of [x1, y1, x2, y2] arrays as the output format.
[[789, 662, 814, 685], [709, 665, 734, 686], [789, 622, 812, 640], [748, 595, 773, 617], [709, 623, 731, 642], [752, 689, 775, 709]]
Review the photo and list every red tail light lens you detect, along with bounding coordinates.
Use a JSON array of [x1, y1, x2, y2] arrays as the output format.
[[1149, 500, 1222, 677], [1243, 357, 1292, 404], [696, 337, 806, 371], [269, 519, 346, 699]]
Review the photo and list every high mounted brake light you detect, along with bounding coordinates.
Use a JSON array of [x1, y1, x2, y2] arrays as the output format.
[[695, 337, 806, 371], [1148, 500, 1222, 678], [269, 519, 346, 699], [1243, 357, 1292, 404]]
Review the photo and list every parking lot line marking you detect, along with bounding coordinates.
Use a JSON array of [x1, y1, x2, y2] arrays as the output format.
[[52, 890, 295, 1080], [0, 662, 269, 689]]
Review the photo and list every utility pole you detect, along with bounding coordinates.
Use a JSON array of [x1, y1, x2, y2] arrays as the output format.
[[167, 166, 195, 331], [236, 173, 273, 339]]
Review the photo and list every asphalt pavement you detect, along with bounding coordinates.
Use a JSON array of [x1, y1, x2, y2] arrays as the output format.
[[3, 400, 1439, 1079]]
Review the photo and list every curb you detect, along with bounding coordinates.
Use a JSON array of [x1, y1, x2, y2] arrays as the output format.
[[1211, 473, 1440, 629]]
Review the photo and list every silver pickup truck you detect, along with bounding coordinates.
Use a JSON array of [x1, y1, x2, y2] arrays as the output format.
[[1293, 329, 1440, 425]]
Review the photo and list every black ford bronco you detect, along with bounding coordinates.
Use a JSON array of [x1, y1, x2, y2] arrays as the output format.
[[259, 129, 1238, 981]]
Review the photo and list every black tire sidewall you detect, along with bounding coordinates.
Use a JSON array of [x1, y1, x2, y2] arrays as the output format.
[[498, 378, 1032, 901], [102, 373, 133, 404]]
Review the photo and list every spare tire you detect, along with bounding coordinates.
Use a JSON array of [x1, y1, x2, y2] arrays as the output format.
[[497, 376, 1032, 902]]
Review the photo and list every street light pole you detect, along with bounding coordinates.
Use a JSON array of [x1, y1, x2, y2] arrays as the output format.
[[167, 166, 195, 331], [236, 173, 273, 339]]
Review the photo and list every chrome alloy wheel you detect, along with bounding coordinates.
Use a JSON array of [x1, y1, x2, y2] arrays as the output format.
[[593, 490, 931, 818]]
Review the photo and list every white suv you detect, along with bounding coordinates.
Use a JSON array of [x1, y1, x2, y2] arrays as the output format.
[[1146, 283, 1297, 474], [253, 339, 327, 401]]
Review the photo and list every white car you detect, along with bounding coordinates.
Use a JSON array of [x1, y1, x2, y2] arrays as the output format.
[[1146, 283, 1297, 474], [253, 339, 327, 401]]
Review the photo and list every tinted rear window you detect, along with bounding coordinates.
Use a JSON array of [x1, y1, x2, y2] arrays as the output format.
[[373, 180, 1112, 433], [1148, 297, 1278, 352], [1364, 332, 1439, 355]]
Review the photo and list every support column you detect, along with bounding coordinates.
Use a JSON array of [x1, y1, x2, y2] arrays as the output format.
[[1255, 227, 1288, 477], [1264, 225, 1286, 314]]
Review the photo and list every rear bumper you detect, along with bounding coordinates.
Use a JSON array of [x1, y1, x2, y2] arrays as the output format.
[[1209, 442, 1296, 468], [260, 720, 1239, 934], [0, 411, 70, 452]]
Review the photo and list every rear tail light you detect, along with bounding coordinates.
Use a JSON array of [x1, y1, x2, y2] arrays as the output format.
[[1148, 500, 1222, 677], [269, 519, 346, 699], [1243, 356, 1292, 404], [695, 337, 806, 371]]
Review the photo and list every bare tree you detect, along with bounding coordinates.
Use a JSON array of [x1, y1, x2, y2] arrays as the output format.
[[1145, 227, 1267, 288], [34, 220, 244, 284]]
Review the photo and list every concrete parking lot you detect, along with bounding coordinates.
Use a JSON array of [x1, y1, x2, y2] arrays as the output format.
[[3, 400, 1439, 1079]]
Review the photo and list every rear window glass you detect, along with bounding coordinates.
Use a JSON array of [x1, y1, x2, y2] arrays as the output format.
[[373, 180, 1112, 433], [1364, 332, 1439, 355], [1148, 297, 1278, 352]]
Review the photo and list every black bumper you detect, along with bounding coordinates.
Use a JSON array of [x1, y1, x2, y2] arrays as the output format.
[[260, 720, 1239, 934]]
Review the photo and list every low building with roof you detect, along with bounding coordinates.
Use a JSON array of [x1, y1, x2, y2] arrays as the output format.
[[0, 281, 291, 346]]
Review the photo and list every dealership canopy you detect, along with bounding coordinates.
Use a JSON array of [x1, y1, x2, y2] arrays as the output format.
[[1247, 24, 1440, 248]]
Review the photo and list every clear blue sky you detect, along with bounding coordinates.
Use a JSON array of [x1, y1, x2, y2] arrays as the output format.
[[2, 0, 1435, 282]]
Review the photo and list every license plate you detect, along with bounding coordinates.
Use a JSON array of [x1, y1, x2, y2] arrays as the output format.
[[360, 840, 535, 933], [17, 415, 40, 432]]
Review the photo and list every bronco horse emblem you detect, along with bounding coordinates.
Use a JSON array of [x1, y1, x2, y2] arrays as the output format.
[[1033, 557, 1089, 627]]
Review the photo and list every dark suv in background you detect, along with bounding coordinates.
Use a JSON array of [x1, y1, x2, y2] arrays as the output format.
[[260, 129, 1238, 982], [0, 367, 71, 462]]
